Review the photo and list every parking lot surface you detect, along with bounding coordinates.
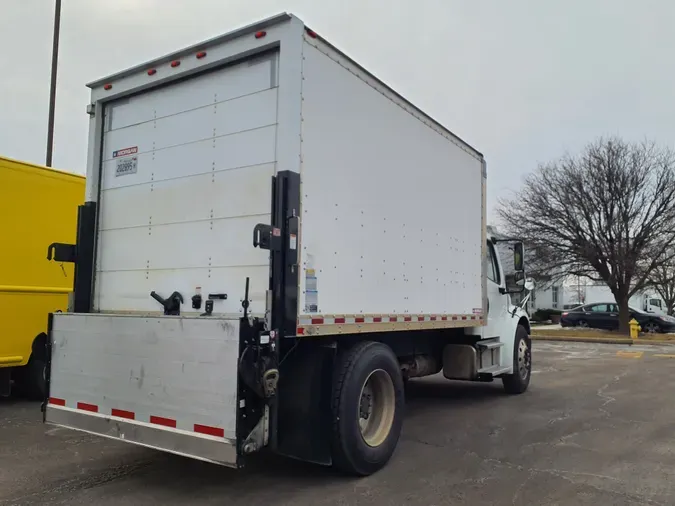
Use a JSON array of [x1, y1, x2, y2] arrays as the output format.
[[2, 341, 675, 505]]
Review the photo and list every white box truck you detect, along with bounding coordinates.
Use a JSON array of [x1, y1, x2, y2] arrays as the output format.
[[44, 13, 533, 476]]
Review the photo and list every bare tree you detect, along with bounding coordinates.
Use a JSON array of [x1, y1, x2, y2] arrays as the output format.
[[646, 258, 675, 316], [498, 137, 675, 334]]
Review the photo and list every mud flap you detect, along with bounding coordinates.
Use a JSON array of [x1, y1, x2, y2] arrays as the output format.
[[275, 342, 335, 465]]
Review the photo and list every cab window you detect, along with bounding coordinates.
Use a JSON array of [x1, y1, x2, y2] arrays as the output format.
[[487, 242, 501, 284]]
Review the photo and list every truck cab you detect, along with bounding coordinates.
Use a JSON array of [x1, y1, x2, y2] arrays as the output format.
[[642, 294, 666, 315]]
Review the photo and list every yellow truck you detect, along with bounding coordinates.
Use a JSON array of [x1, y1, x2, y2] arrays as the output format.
[[0, 156, 84, 397]]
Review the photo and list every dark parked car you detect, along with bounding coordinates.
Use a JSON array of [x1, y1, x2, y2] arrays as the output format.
[[560, 303, 675, 333]]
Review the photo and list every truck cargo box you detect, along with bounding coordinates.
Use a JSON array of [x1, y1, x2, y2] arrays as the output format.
[[79, 13, 485, 335]]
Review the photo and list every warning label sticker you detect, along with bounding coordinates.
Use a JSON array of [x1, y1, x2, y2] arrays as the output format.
[[113, 146, 138, 177], [305, 268, 318, 313], [113, 146, 138, 158]]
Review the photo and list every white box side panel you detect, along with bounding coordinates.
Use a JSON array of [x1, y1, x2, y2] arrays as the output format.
[[299, 41, 483, 317], [48, 313, 240, 441], [95, 56, 279, 315]]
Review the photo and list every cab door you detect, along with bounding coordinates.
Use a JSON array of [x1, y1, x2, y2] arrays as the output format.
[[482, 241, 509, 339]]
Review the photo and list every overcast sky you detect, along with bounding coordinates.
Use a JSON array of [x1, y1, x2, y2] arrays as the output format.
[[1, 0, 674, 219]]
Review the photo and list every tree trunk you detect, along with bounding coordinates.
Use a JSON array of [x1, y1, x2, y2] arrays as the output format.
[[617, 296, 631, 335]]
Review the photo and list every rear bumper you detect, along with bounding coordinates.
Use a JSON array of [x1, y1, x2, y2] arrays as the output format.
[[46, 405, 238, 467]]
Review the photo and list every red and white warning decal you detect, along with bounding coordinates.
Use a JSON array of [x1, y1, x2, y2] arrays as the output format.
[[112, 146, 138, 158], [48, 397, 226, 438]]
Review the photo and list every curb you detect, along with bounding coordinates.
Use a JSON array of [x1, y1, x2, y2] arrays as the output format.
[[531, 335, 675, 346]]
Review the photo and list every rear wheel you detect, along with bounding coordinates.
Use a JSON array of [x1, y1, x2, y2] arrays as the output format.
[[502, 325, 531, 395], [577, 320, 589, 328], [331, 341, 404, 476]]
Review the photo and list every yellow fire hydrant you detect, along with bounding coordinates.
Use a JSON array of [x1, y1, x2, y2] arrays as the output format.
[[629, 318, 641, 339]]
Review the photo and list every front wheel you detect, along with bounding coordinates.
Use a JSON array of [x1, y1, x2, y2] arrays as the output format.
[[15, 355, 46, 400], [331, 341, 405, 476], [502, 325, 531, 395], [644, 322, 661, 334]]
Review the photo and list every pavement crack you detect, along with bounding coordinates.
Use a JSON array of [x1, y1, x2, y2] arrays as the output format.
[[547, 410, 571, 425], [596, 370, 629, 417], [532, 466, 621, 483], [511, 470, 534, 505]]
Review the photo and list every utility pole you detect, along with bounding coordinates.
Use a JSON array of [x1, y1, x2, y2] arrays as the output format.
[[45, 0, 62, 167]]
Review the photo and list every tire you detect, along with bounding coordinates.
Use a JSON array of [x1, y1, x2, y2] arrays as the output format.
[[502, 325, 531, 395], [331, 341, 404, 476], [577, 320, 589, 328], [23, 356, 47, 400], [644, 322, 661, 334]]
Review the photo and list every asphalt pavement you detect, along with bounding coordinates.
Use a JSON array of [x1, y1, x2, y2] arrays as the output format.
[[2, 341, 675, 505]]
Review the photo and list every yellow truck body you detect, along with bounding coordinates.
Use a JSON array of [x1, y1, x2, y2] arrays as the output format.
[[0, 156, 84, 395]]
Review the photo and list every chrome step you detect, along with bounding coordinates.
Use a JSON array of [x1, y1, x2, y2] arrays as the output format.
[[476, 340, 504, 350], [477, 365, 511, 376]]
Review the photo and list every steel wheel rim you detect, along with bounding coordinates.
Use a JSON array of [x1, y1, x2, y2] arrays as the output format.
[[358, 369, 395, 447], [577, 321, 588, 328], [517, 339, 531, 380], [646, 323, 658, 333]]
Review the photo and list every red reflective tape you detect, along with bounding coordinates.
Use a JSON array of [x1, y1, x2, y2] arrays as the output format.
[[452, 316, 459, 320], [355, 317, 365, 323], [297, 327, 305, 335], [311, 318, 324, 325], [461, 316, 468, 320], [373, 317, 382, 323], [111, 408, 135, 420], [334, 317, 346, 324], [194, 424, 225, 437], [418, 316, 425, 322], [49, 397, 65, 406], [77, 402, 98, 413], [389, 316, 398, 322], [150, 416, 177, 428], [442, 316, 448, 321], [404, 316, 412, 322], [430, 316, 437, 321]]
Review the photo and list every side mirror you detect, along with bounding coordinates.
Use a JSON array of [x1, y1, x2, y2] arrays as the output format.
[[513, 242, 524, 272], [524, 278, 535, 291]]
